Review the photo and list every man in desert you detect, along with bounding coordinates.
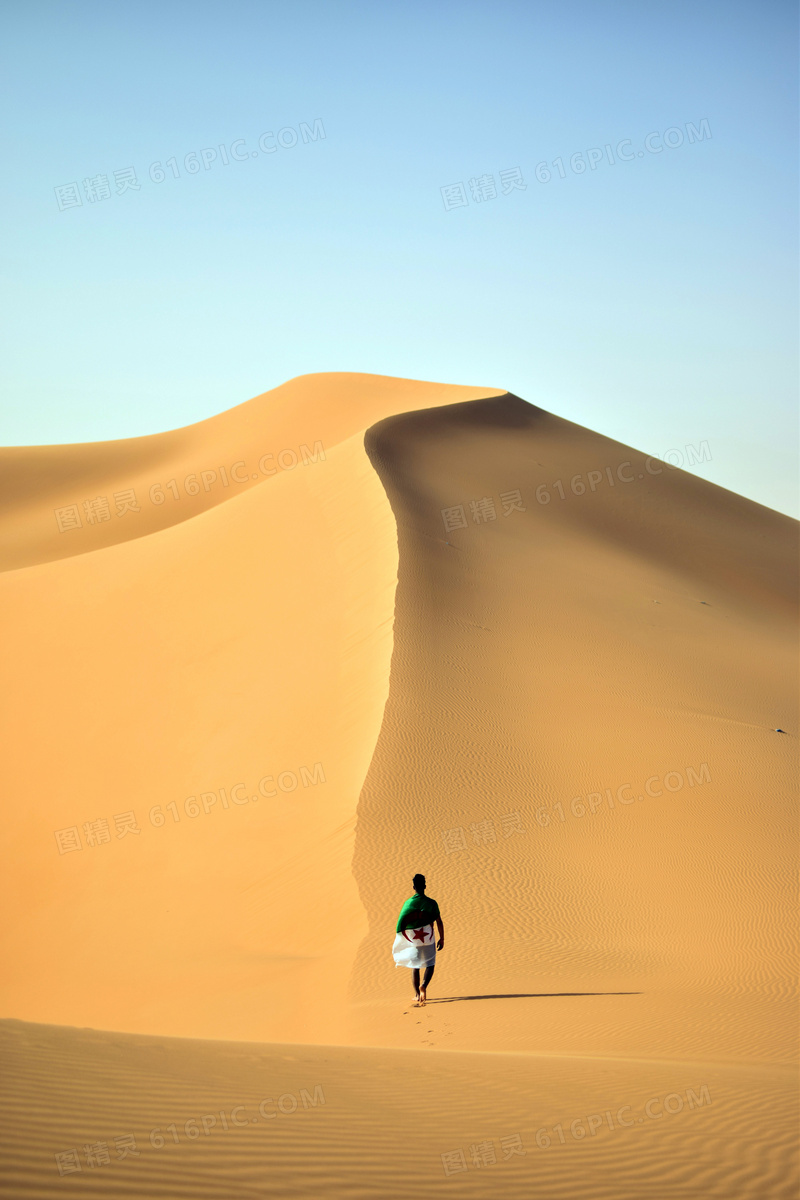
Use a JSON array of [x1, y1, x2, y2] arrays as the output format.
[[391, 873, 444, 1006]]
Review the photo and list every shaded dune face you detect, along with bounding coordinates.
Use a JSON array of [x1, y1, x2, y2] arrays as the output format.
[[351, 393, 797, 1058]]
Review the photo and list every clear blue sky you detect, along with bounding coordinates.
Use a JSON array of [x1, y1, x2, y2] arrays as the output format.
[[1, 0, 797, 515]]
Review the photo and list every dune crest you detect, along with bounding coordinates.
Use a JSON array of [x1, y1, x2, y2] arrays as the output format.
[[0, 372, 506, 572]]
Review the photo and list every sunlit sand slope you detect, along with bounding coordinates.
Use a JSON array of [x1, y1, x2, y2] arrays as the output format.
[[0, 376, 503, 1043]]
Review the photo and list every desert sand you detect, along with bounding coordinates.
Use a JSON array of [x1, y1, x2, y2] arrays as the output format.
[[0, 372, 797, 1198]]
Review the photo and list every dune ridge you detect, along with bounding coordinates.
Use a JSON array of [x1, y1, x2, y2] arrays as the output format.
[[0, 373, 505, 572]]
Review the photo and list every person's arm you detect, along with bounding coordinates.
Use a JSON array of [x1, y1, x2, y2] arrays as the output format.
[[435, 916, 444, 951]]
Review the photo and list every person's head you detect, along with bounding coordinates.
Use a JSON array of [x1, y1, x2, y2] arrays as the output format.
[[412, 873, 426, 894]]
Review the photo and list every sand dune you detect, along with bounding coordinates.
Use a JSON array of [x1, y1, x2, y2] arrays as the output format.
[[2, 1019, 797, 1200], [0, 373, 796, 1198], [0, 374, 504, 1045]]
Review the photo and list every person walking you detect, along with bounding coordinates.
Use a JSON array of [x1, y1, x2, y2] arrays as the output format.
[[391, 873, 444, 1006]]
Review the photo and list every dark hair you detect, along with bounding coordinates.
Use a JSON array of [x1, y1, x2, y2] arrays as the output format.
[[412, 873, 426, 893]]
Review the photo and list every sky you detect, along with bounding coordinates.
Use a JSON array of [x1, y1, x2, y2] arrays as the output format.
[[1, 0, 797, 516]]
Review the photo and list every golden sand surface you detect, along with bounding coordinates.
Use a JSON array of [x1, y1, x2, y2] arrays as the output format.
[[1, 374, 796, 1198]]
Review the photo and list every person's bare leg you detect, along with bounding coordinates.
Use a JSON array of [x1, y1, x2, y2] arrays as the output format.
[[412, 968, 421, 1004], [419, 963, 435, 1005]]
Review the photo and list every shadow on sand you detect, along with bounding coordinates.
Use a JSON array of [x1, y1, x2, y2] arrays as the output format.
[[424, 992, 642, 1004]]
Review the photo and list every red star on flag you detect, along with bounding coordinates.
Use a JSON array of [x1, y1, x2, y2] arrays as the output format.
[[411, 927, 429, 942]]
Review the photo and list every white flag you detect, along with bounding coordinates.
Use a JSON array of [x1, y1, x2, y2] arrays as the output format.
[[392, 922, 436, 969]]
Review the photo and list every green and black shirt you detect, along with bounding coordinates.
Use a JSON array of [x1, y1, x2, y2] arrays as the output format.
[[396, 894, 441, 934]]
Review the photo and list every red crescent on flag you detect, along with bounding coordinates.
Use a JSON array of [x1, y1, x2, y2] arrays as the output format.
[[401, 925, 431, 943]]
